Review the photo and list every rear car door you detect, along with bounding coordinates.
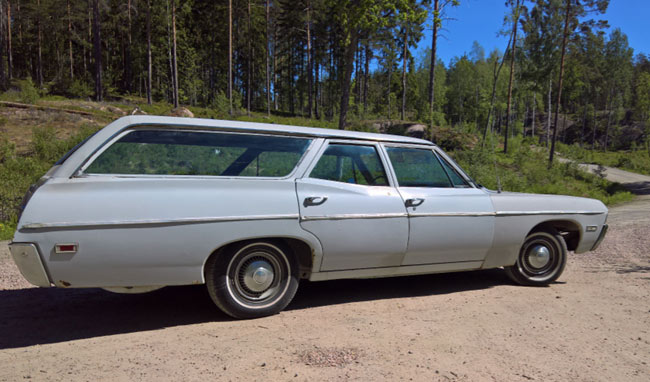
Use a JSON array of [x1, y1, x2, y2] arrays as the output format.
[[296, 141, 409, 271]]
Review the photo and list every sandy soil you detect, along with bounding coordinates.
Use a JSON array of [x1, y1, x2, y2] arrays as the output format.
[[1, 170, 649, 381]]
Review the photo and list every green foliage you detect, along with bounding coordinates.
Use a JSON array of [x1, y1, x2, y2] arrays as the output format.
[[68, 80, 94, 99], [453, 136, 634, 206], [0, 124, 100, 229], [13, 78, 41, 104], [558, 142, 650, 176]]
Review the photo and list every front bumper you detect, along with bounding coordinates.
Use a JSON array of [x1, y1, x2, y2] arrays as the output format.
[[591, 224, 608, 251], [8, 243, 51, 287]]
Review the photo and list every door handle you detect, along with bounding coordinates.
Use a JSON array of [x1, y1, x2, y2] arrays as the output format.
[[405, 198, 425, 208], [304, 196, 328, 207]]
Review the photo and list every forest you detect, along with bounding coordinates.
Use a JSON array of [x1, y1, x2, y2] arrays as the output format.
[[0, 0, 649, 238], [0, 0, 646, 155]]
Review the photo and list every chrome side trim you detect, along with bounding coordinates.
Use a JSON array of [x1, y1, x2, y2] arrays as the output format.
[[301, 213, 408, 221], [410, 212, 495, 217], [301, 210, 605, 221], [21, 214, 300, 230], [495, 210, 605, 216]]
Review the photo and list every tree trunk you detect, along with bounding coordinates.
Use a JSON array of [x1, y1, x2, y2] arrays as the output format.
[[146, 0, 152, 104], [266, 0, 271, 116], [228, 0, 233, 115], [306, 0, 313, 118], [547, 78, 551, 146], [315, 60, 320, 119], [37, 0, 43, 86], [387, 59, 392, 120], [401, 29, 407, 121], [531, 92, 536, 138], [92, 0, 102, 101], [273, 25, 278, 111], [428, 0, 439, 131], [604, 90, 612, 152], [581, 100, 587, 147], [482, 35, 512, 147], [363, 41, 370, 116], [7, 1, 12, 80], [549, 0, 571, 167], [504, 0, 520, 154], [125, 0, 132, 91], [171, 0, 179, 108], [247, 0, 251, 115], [338, 30, 359, 130], [592, 99, 597, 150], [66, 0, 73, 79]]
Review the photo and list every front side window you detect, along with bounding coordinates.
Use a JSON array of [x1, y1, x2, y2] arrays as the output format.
[[437, 155, 470, 188], [85, 129, 312, 177], [309, 144, 389, 186], [386, 147, 452, 188]]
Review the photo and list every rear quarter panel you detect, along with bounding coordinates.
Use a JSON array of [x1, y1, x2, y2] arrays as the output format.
[[14, 177, 321, 288]]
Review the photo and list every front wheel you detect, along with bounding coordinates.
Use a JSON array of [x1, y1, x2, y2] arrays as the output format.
[[504, 230, 567, 286], [205, 241, 299, 319]]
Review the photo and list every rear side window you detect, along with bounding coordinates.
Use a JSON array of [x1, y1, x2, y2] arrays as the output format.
[[309, 144, 389, 186], [386, 147, 452, 188], [85, 130, 312, 177]]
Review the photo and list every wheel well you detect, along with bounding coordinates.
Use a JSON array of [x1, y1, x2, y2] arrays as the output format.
[[527, 220, 581, 251], [206, 237, 314, 280]]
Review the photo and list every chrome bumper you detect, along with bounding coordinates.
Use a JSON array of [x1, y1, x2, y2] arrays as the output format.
[[591, 224, 608, 251], [8, 243, 51, 287]]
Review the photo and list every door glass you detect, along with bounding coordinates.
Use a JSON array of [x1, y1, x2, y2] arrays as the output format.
[[310, 144, 389, 186], [386, 147, 452, 188]]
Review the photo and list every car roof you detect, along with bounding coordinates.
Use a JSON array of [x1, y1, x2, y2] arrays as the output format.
[[113, 116, 435, 146]]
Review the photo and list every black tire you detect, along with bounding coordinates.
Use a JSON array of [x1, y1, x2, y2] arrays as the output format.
[[205, 240, 299, 319], [504, 230, 567, 286]]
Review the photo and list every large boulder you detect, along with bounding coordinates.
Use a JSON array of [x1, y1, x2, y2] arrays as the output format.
[[405, 124, 427, 138], [170, 107, 194, 118]]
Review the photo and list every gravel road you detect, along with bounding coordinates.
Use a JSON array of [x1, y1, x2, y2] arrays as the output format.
[[1, 166, 648, 382]]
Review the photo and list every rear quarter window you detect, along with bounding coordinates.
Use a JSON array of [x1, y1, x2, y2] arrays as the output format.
[[84, 129, 312, 177]]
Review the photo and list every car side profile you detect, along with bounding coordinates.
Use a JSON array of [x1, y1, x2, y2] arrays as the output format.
[[9, 116, 608, 318]]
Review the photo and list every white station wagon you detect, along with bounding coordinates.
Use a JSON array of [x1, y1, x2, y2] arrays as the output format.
[[9, 116, 608, 318]]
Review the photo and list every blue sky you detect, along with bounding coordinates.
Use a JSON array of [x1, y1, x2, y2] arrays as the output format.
[[413, 0, 648, 67]]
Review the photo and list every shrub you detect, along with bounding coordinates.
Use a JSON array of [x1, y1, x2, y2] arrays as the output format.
[[17, 77, 40, 104]]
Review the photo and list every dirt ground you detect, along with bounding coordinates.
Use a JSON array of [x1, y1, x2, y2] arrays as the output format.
[[1, 172, 649, 381]]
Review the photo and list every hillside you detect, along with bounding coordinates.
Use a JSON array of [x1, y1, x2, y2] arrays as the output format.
[[0, 95, 637, 240]]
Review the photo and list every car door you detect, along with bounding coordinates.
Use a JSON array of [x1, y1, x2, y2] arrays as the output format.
[[296, 141, 409, 271], [383, 144, 495, 266]]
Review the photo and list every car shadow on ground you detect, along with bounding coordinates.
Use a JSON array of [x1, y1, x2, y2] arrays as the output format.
[[0, 269, 509, 350]]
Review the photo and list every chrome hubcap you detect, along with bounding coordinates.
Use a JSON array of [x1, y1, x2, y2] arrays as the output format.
[[528, 245, 551, 269], [242, 260, 274, 293]]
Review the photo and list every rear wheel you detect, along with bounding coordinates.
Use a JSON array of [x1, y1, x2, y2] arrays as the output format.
[[505, 230, 567, 286], [205, 240, 299, 319]]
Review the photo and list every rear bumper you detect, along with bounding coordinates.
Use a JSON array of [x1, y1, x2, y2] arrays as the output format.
[[8, 243, 51, 287], [591, 224, 608, 251]]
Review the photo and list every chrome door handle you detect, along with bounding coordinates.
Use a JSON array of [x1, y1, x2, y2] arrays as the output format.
[[304, 196, 328, 207], [405, 198, 425, 208]]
